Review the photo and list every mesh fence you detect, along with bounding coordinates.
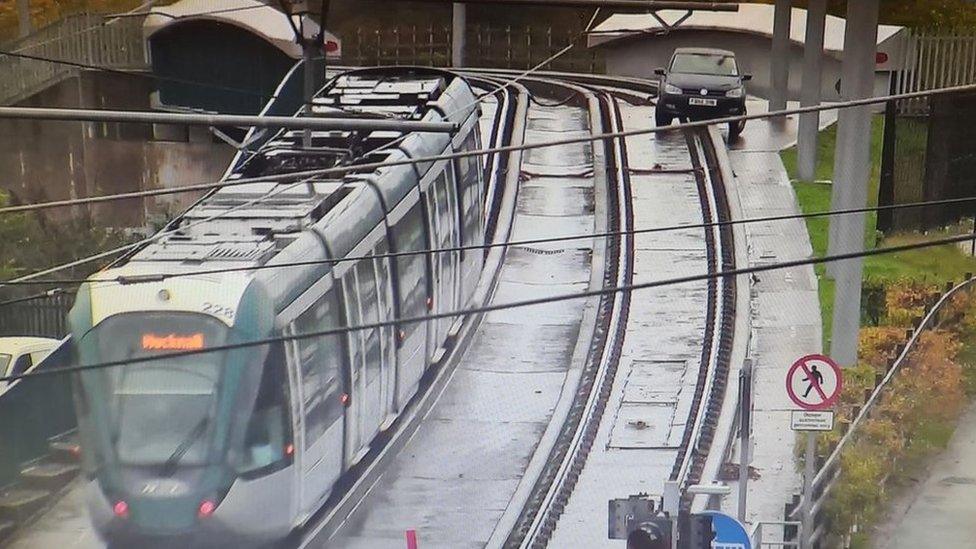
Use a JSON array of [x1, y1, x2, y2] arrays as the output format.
[[879, 90, 976, 233]]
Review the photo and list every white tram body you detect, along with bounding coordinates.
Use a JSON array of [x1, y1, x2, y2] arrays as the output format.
[[68, 67, 484, 546]]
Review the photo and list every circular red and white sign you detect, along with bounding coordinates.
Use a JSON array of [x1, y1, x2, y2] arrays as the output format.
[[786, 354, 843, 411]]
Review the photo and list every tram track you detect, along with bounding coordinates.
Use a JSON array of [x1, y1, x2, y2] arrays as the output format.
[[495, 80, 741, 547], [501, 84, 633, 549], [281, 73, 741, 548], [669, 127, 737, 509], [8, 71, 744, 549]]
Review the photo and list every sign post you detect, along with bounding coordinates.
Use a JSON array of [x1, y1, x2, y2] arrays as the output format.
[[786, 354, 843, 549], [737, 358, 753, 523]]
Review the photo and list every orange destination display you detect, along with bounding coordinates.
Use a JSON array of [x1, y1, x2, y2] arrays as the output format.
[[141, 333, 205, 351]]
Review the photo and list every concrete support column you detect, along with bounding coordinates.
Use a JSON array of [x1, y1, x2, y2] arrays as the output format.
[[797, 0, 827, 182], [828, 0, 880, 366], [452, 3, 466, 67], [769, 0, 792, 113], [17, 0, 30, 38]]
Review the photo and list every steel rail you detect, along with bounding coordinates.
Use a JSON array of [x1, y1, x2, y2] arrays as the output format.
[[510, 81, 630, 549]]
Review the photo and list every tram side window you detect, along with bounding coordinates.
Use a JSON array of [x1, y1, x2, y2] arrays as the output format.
[[433, 172, 453, 249], [392, 201, 428, 340], [343, 272, 365, 385], [356, 259, 382, 384], [456, 131, 483, 248], [373, 239, 394, 321], [237, 342, 292, 476], [294, 291, 344, 445]]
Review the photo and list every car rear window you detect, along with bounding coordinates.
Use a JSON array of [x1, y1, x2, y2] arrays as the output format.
[[0, 354, 9, 374], [671, 53, 738, 76]]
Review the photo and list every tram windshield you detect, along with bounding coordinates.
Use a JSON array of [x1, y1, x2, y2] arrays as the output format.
[[81, 312, 229, 468]]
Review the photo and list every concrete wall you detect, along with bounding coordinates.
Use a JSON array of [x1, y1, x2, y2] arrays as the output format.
[[0, 70, 235, 228], [599, 29, 892, 101]]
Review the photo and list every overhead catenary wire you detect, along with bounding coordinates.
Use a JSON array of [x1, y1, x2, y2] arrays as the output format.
[[0, 49, 277, 100], [4, 80, 976, 218], [5, 230, 976, 384], [0, 288, 74, 307], [0, 50, 581, 287], [2, 193, 976, 290]]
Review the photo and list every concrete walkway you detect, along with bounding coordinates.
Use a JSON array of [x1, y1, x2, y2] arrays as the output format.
[[872, 404, 976, 549], [719, 98, 832, 539]]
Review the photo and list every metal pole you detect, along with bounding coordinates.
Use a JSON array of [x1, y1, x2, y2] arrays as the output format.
[[16, 0, 30, 38], [828, 0, 880, 365], [797, 0, 827, 182], [0, 106, 458, 132], [303, 38, 315, 148], [769, 0, 792, 113], [800, 433, 816, 549], [452, 2, 466, 67], [737, 358, 753, 523], [971, 215, 975, 256]]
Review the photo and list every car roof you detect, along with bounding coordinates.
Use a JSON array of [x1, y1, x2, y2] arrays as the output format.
[[672, 47, 736, 57], [0, 337, 60, 355]]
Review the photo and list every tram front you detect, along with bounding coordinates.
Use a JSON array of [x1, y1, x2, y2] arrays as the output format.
[[69, 275, 294, 547]]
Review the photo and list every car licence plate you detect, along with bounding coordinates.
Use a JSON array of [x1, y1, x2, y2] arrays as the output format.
[[689, 97, 718, 106]]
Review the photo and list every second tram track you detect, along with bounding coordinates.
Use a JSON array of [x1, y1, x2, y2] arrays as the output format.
[[299, 70, 740, 549]]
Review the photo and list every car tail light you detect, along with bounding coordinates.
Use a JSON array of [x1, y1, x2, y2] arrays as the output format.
[[324, 40, 339, 53]]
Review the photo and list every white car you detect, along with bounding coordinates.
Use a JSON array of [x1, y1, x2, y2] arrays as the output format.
[[0, 337, 60, 389]]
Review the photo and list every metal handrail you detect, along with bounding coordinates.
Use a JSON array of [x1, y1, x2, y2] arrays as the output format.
[[788, 276, 976, 531], [812, 276, 975, 491], [751, 521, 801, 548]]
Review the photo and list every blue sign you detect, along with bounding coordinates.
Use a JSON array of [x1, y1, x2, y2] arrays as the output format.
[[701, 511, 752, 549]]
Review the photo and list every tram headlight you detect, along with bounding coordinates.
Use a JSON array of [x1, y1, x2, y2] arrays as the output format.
[[113, 500, 129, 518]]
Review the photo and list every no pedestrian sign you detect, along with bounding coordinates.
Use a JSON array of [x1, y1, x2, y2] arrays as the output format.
[[786, 354, 843, 411]]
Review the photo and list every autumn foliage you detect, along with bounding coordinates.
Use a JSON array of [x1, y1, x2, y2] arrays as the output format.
[[823, 280, 976, 538]]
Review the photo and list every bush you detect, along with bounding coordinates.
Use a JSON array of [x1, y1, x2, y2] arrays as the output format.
[[821, 280, 973, 544], [0, 192, 133, 298]]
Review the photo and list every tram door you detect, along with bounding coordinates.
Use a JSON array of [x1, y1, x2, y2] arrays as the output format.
[[423, 186, 443, 350], [425, 165, 460, 348], [286, 286, 345, 516], [372, 240, 397, 422], [343, 261, 385, 461]]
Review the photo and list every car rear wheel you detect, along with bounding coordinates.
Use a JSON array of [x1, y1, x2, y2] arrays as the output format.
[[655, 110, 673, 128], [728, 119, 745, 142]]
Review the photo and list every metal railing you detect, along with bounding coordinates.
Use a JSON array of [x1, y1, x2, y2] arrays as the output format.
[[789, 276, 976, 547], [0, 338, 76, 490], [343, 24, 602, 73], [0, 13, 148, 105], [752, 521, 801, 548], [894, 30, 976, 114], [0, 291, 73, 339]]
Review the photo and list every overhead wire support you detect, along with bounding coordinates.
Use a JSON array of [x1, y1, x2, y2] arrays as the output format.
[[0, 59, 571, 287], [5, 81, 976, 218], [6, 230, 976, 385], [3, 193, 976, 291], [0, 106, 458, 133]]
